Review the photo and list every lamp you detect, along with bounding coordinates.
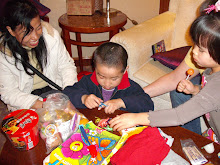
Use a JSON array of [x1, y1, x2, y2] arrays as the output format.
[[107, 0, 110, 12], [102, 0, 138, 27], [102, 0, 117, 14]]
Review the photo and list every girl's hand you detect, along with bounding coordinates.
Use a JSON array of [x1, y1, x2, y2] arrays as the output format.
[[102, 99, 125, 114], [82, 94, 103, 109], [109, 113, 150, 131], [177, 79, 197, 95]]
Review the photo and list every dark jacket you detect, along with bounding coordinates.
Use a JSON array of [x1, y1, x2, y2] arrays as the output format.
[[63, 71, 154, 112]]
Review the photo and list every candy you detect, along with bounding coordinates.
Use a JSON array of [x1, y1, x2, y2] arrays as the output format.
[[98, 118, 110, 128], [187, 68, 194, 76], [186, 68, 194, 80]]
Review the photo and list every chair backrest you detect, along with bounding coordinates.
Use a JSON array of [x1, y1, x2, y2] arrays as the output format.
[[0, 0, 50, 22], [159, 0, 170, 14], [168, 0, 204, 49], [0, 0, 9, 17]]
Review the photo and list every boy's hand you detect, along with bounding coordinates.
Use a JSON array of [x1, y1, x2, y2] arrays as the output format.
[[177, 79, 198, 95], [109, 113, 150, 131], [82, 94, 103, 109], [102, 98, 125, 114]]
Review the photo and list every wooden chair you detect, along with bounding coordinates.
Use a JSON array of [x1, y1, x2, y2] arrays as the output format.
[[36, 0, 50, 22]]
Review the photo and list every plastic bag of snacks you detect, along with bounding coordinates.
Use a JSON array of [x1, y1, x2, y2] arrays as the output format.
[[37, 93, 89, 153]]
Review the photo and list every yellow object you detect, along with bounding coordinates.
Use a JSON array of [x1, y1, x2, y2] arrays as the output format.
[[43, 121, 121, 165], [101, 133, 128, 165], [184, 48, 205, 74], [79, 117, 89, 125], [122, 126, 148, 139], [43, 123, 147, 165]]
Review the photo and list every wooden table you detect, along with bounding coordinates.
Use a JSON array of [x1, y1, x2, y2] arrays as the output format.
[[58, 11, 127, 72], [79, 108, 220, 164], [0, 108, 219, 165]]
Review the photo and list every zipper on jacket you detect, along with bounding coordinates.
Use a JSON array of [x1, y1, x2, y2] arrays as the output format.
[[96, 84, 129, 101], [110, 85, 130, 100], [97, 85, 104, 100], [97, 85, 118, 101]]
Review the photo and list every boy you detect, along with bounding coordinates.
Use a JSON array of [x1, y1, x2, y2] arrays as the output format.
[[63, 42, 154, 114]]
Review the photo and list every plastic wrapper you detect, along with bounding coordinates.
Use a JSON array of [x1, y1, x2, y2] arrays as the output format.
[[37, 93, 89, 153], [181, 139, 208, 165]]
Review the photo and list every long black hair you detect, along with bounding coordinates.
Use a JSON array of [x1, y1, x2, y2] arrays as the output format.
[[0, 0, 47, 75], [190, 0, 220, 64]]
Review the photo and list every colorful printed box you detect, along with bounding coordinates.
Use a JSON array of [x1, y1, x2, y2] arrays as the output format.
[[43, 121, 128, 165]]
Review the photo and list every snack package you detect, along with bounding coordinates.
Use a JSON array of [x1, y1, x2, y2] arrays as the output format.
[[43, 121, 125, 165], [37, 93, 89, 153], [181, 139, 208, 165]]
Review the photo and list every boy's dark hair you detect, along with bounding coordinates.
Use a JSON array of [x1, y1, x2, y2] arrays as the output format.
[[0, 0, 47, 75], [93, 42, 128, 72], [190, 3, 220, 64]]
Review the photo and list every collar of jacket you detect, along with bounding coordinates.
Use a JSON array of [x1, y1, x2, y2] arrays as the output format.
[[90, 71, 131, 90]]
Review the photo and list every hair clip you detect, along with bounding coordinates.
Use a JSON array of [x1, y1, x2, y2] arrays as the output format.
[[204, 0, 220, 14]]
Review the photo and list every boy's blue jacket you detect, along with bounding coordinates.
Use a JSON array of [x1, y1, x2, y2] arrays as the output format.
[[63, 71, 154, 112]]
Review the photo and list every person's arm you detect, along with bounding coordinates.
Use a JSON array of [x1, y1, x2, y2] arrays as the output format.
[[109, 112, 150, 131], [111, 75, 220, 131], [177, 79, 200, 95], [0, 57, 41, 110], [120, 80, 154, 112], [63, 76, 92, 109], [148, 77, 220, 127], [143, 60, 199, 97], [81, 94, 103, 109], [46, 26, 78, 88], [103, 98, 125, 114], [57, 35, 78, 87]]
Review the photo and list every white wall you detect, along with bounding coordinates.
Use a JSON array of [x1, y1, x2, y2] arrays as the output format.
[[40, 0, 160, 59]]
